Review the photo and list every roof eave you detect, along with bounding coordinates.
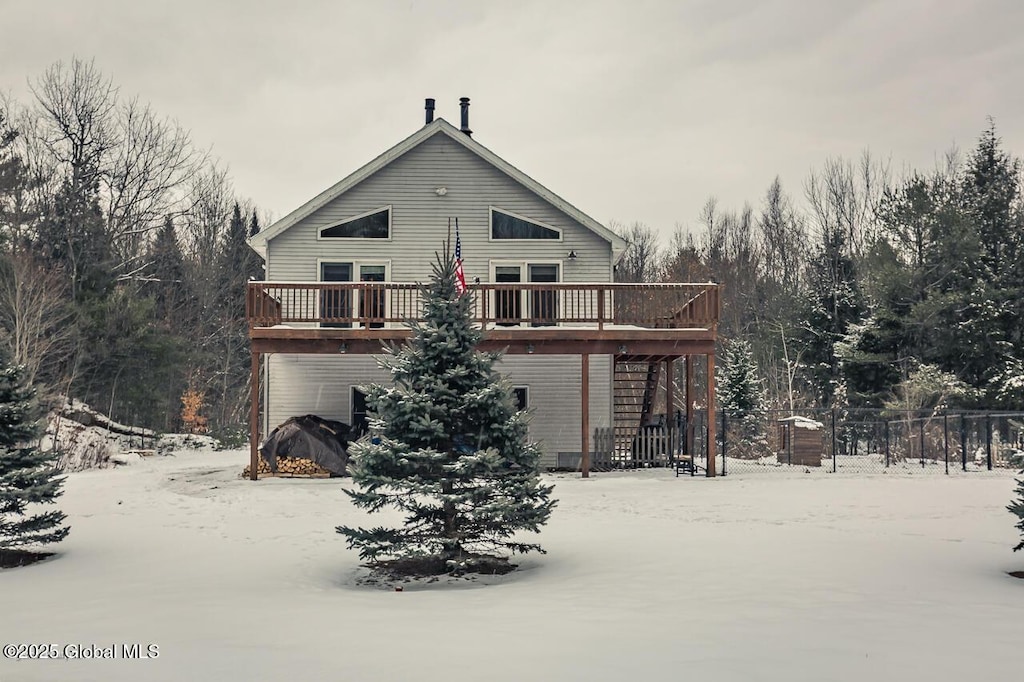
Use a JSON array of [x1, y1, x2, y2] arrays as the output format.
[[249, 119, 450, 251]]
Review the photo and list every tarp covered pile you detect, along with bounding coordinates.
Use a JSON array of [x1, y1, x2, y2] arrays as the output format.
[[259, 415, 351, 475]]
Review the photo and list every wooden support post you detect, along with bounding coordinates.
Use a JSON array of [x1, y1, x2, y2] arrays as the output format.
[[581, 353, 590, 478], [685, 356, 694, 457], [706, 352, 716, 477], [249, 350, 260, 481], [665, 358, 675, 461]]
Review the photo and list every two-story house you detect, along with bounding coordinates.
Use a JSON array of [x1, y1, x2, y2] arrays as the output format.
[[245, 98, 719, 479]]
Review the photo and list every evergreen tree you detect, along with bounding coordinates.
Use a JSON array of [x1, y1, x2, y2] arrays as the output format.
[[337, 248, 555, 575], [1009, 476, 1024, 553], [0, 356, 69, 550], [798, 225, 864, 407], [34, 176, 113, 303], [719, 338, 768, 458], [960, 122, 1024, 401], [147, 216, 188, 324], [202, 203, 263, 429], [74, 286, 183, 429], [217, 203, 262, 288], [719, 339, 764, 414], [248, 212, 261, 240], [0, 112, 27, 245], [835, 313, 903, 408]]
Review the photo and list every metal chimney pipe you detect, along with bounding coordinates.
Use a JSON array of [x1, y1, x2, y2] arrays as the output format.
[[425, 98, 435, 124], [459, 97, 472, 136]]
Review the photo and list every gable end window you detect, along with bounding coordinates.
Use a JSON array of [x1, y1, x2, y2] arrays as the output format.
[[490, 208, 561, 240], [320, 207, 391, 239]]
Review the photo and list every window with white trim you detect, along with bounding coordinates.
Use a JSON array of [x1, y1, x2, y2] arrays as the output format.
[[320, 207, 391, 239], [319, 261, 389, 328], [489, 261, 560, 327], [490, 208, 561, 240]]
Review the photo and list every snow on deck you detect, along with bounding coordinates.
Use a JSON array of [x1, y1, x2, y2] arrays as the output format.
[[0, 448, 1018, 682]]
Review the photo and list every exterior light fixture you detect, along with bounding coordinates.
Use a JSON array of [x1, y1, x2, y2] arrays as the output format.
[[527, 344, 535, 354], [339, 343, 348, 354], [435, 187, 448, 196], [617, 345, 627, 355], [568, 250, 578, 261]]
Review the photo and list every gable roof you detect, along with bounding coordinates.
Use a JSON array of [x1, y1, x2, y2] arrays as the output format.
[[248, 118, 627, 260]]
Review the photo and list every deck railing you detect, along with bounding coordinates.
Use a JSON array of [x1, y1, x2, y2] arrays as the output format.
[[246, 282, 719, 330]]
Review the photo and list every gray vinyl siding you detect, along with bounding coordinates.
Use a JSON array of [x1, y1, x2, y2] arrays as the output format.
[[265, 355, 384, 431], [265, 132, 614, 283], [265, 354, 612, 469], [499, 355, 612, 468], [263, 128, 617, 467]]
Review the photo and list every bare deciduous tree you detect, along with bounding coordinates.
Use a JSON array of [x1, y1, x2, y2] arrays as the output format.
[[0, 251, 75, 392], [695, 198, 761, 338], [106, 97, 206, 265], [663, 224, 711, 283], [29, 58, 119, 192], [804, 151, 889, 259], [758, 176, 806, 292], [610, 220, 662, 283], [179, 162, 234, 270]]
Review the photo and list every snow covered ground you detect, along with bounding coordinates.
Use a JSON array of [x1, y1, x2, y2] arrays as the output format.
[[0, 447, 1020, 682]]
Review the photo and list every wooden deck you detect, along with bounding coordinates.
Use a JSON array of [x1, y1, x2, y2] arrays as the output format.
[[247, 281, 719, 337], [245, 281, 720, 479]]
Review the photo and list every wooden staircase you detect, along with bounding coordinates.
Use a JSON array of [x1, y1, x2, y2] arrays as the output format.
[[612, 355, 662, 465]]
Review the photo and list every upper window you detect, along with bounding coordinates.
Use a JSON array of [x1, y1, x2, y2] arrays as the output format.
[[490, 208, 561, 240], [320, 207, 391, 239]]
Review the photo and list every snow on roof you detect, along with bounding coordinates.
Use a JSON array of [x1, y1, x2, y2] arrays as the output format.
[[778, 416, 824, 430]]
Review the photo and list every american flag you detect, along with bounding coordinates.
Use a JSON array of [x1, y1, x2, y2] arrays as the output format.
[[454, 218, 467, 295]]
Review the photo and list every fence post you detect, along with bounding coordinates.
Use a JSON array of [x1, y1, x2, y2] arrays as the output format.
[[919, 416, 925, 468], [831, 408, 837, 473], [960, 413, 968, 471], [943, 413, 949, 475], [986, 414, 993, 470], [721, 411, 728, 477], [884, 420, 890, 468], [673, 410, 681, 466]]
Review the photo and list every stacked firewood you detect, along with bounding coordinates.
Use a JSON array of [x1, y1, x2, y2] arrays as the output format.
[[242, 456, 331, 478]]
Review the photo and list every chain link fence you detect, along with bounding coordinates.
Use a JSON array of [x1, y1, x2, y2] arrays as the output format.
[[716, 408, 1024, 476], [593, 409, 1024, 476]]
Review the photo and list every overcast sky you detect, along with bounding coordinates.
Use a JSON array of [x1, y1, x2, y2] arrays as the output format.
[[2, 0, 1022, 242]]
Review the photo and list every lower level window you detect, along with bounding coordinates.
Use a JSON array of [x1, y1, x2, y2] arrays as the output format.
[[513, 386, 528, 411], [351, 388, 368, 438]]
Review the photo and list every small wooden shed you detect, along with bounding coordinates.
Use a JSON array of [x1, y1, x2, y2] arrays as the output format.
[[776, 416, 825, 466]]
